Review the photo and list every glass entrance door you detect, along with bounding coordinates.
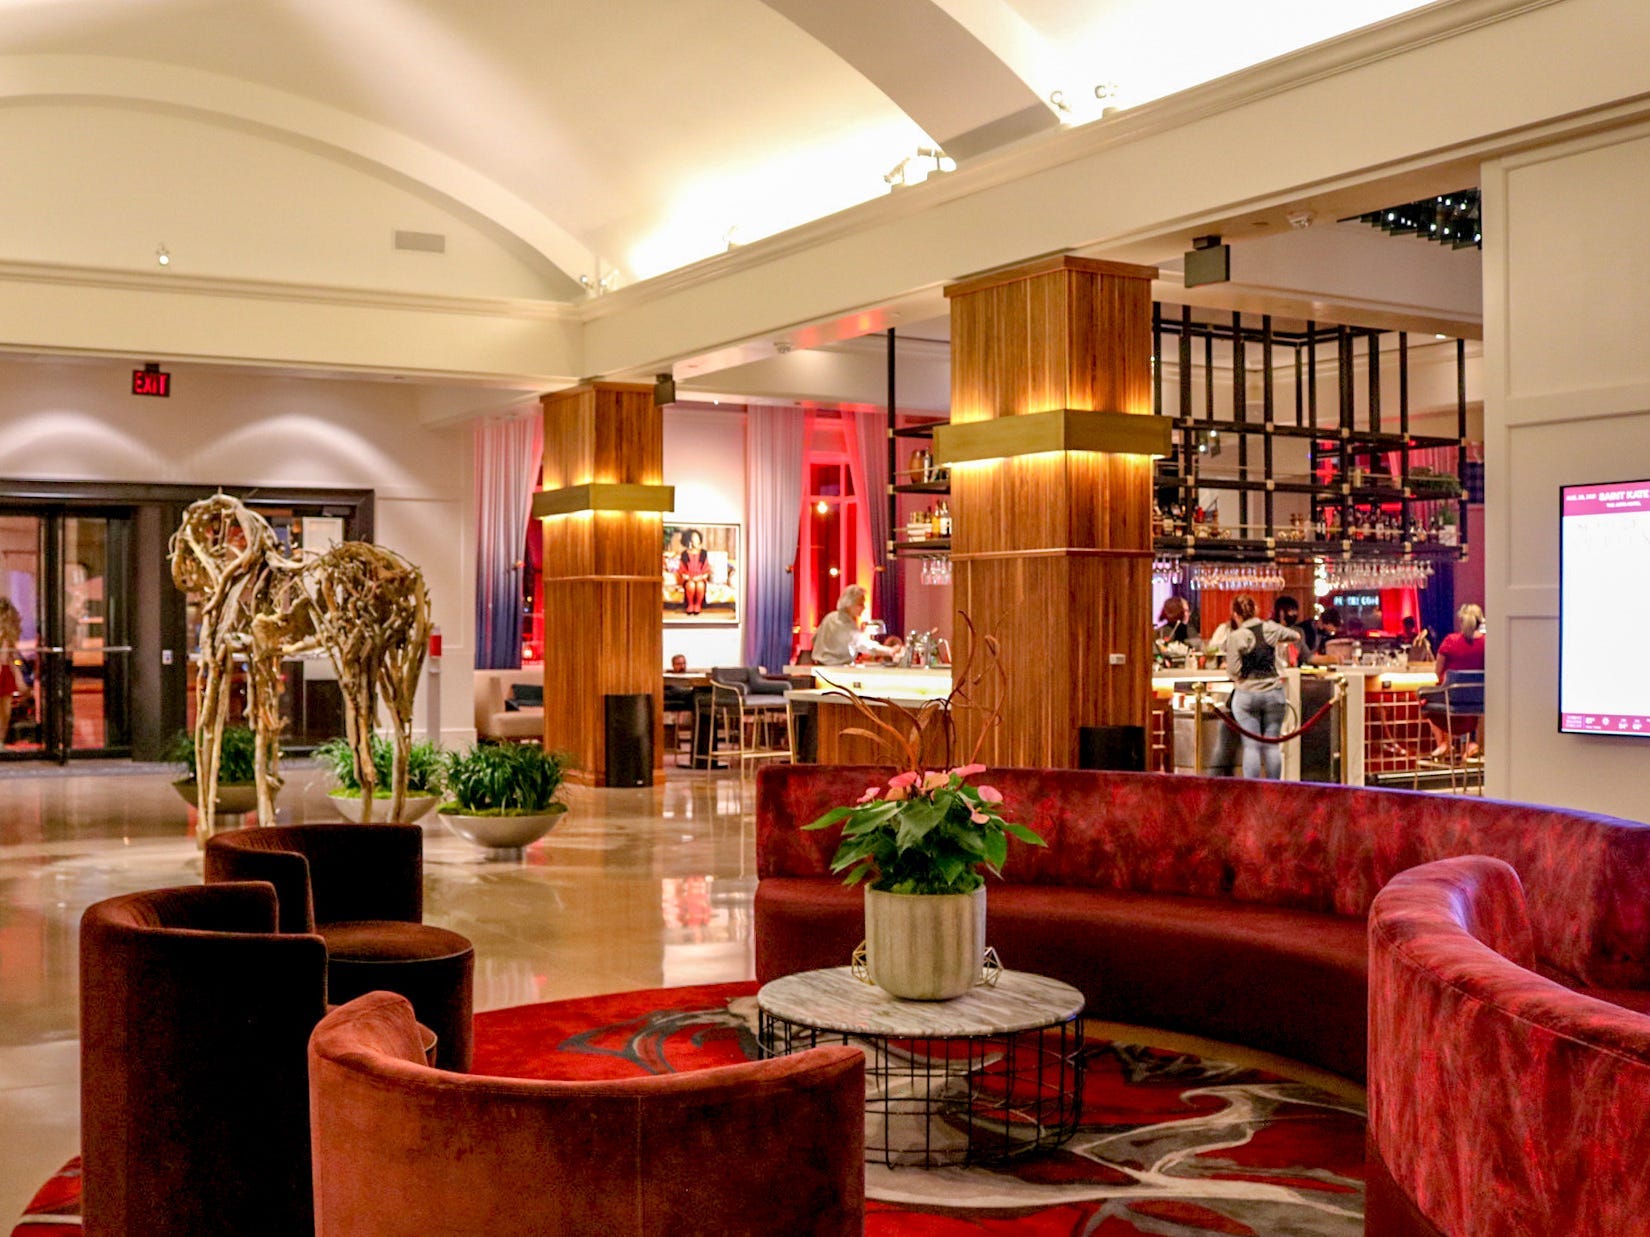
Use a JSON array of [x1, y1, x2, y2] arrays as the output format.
[[0, 510, 133, 759]]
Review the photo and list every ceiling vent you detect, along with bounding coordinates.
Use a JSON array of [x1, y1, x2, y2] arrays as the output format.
[[393, 230, 446, 254]]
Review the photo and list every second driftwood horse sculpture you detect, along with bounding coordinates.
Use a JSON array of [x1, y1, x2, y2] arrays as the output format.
[[169, 495, 431, 833]]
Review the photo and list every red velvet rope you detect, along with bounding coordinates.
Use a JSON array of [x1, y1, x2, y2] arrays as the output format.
[[1206, 692, 1342, 745]]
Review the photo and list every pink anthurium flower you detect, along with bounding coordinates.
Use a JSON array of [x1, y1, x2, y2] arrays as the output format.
[[970, 809, 990, 824], [884, 784, 910, 802], [858, 786, 880, 803], [950, 763, 986, 778], [887, 771, 920, 790], [920, 770, 950, 793], [977, 785, 1003, 804]]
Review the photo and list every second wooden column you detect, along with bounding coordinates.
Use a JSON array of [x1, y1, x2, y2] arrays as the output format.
[[939, 255, 1162, 769]]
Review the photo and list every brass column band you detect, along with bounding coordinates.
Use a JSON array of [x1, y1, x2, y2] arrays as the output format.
[[933, 408, 1172, 463]]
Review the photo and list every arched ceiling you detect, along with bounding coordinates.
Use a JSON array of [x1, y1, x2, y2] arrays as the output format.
[[0, 0, 1433, 293]]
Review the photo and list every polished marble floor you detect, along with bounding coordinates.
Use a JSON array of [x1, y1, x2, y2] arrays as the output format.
[[0, 762, 759, 1221]]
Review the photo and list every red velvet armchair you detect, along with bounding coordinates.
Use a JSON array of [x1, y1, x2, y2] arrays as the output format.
[[1367, 855, 1650, 1235], [80, 882, 327, 1237], [205, 823, 475, 1070], [309, 992, 867, 1237]]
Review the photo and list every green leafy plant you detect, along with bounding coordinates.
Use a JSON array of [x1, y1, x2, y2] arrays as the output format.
[[316, 734, 445, 797], [802, 615, 1043, 895], [169, 726, 260, 785], [441, 744, 573, 816], [806, 765, 1041, 894]]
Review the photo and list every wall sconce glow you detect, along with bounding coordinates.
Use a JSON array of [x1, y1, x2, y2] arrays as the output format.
[[155, 244, 171, 267], [1055, 1, 1431, 117], [626, 114, 931, 279]]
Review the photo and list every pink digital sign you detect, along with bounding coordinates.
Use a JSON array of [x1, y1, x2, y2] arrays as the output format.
[[1560, 480, 1650, 737]]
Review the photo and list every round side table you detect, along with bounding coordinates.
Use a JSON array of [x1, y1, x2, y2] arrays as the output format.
[[757, 966, 1084, 1168]]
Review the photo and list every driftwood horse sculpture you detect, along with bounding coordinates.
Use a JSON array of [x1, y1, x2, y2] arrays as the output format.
[[169, 495, 430, 832]]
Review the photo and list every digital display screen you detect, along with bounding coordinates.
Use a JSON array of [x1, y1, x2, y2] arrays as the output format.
[[1560, 480, 1650, 735]]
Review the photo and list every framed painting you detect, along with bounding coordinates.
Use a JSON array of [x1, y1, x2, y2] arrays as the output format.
[[663, 523, 738, 625]]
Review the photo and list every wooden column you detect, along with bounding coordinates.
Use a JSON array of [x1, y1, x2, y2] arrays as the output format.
[[942, 255, 1161, 769], [540, 382, 664, 784]]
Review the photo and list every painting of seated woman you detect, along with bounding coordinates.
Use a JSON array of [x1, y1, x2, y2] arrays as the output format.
[[663, 524, 738, 624]]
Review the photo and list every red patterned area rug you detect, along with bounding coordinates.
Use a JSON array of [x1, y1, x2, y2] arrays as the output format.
[[11, 981, 1364, 1236]]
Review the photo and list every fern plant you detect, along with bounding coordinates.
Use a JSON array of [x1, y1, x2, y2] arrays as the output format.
[[441, 744, 572, 816]]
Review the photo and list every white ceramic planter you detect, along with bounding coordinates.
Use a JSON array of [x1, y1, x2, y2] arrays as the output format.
[[327, 791, 440, 824], [864, 886, 987, 1000], [172, 779, 264, 816], [439, 804, 567, 859]]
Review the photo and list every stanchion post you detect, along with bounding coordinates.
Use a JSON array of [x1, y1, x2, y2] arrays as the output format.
[[1193, 682, 1206, 776]]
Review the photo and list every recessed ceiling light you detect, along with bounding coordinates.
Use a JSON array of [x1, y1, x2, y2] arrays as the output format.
[[155, 244, 170, 267]]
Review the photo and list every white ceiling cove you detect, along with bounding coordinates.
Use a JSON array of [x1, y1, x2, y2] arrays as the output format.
[[0, 0, 1434, 290]]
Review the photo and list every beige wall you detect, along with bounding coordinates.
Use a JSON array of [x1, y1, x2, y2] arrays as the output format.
[[663, 405, 747, 669], [1482, 122, 1650, 817], [0, 357, 476, 745]]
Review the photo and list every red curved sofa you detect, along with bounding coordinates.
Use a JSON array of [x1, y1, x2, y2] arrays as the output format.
[[1367, 856, 1650, 1235], [756, 765, 1650, 1080]]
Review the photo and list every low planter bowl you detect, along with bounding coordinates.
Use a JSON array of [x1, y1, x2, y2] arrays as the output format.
[[439, 804, 567, 859]]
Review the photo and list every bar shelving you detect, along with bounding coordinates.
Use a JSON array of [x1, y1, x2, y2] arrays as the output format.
[[1151, 307, 1471, 565]]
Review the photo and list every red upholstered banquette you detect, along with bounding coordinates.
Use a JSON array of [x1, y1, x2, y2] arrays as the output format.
[[1367, 856, 1650, 1236], [756, 765, 1650, 1081]]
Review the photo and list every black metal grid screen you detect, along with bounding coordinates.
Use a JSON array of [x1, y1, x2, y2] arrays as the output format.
[[758, 1009, 1083, 1168]]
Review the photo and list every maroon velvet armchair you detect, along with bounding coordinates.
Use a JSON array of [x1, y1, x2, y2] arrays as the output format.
[[204, 823, 475, 1070], [80, 882, 327, 1237], [1367, 856, 1650, 1235], [309, 992, 867, 1237]]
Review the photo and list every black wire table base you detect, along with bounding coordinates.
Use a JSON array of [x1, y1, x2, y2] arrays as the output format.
[[758, 1009, 1084, 1168]]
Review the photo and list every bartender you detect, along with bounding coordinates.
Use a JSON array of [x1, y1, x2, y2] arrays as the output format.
[[812, 585, 904, 665]]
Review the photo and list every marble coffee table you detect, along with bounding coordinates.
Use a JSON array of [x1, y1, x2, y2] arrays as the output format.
[[756, 967, 1085, 1168]]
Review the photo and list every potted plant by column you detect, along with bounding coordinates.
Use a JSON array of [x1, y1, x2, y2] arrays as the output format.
[[169, 726, 270, 817], [438, 743, 574, 859], [803, 618, 1042, 999], [316, 735, 444, 823]]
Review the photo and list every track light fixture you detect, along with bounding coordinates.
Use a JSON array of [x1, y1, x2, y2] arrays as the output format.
[[579, 270, 620, 295], [155, 244, 171, 267], [884, 146, 954, 190]]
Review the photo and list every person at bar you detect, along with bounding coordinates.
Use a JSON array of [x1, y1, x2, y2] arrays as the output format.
[[811, 585, 904, 666], [1303, 605, 1343, 664], [1427, 604, 1486, 757], [1216, 593, 1303, 779], [1272, 595, 1305, 667], [1156, 596, 1195, 646]]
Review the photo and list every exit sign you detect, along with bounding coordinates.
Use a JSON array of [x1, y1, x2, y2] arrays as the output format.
[[132, 367, 171, 397]]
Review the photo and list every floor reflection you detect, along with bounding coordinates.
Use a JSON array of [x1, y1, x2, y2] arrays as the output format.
[[0, 762, 760, 1222]]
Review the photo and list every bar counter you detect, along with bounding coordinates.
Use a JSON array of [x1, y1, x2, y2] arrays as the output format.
[[784, 666, 953, 765], [1152, 662, 1443, 785]]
